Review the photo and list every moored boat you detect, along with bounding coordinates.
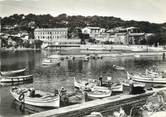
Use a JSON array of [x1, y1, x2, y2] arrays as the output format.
[[0, 74, 33, 83], [111, 83, 123, 92], [145, 69, 162, 78], [10, 87, 60, 108], [86, 87, 112, 99], [0, 68, 27, 76], [127, 72, 166, 84], [73, 77, 97, 91], [112, 65, 125, 71], [42, 58, 60, 66]]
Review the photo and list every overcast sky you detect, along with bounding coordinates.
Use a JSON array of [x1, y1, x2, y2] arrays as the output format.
[[0, 0, 166, 23]]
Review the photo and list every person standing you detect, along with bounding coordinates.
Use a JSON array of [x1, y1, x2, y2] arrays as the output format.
[[98, 76, 103, 86], [129, 78, 134, 94]]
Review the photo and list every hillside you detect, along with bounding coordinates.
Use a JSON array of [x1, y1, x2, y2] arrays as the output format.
[[1, 13, 166, 45]]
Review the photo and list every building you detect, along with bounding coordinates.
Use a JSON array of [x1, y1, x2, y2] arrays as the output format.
[[82, 27, 105, 39], [109, 27, 145, 45], [34, 28, 68, 42], [34, 28, 68, 46], [34, 28, 80, 48]]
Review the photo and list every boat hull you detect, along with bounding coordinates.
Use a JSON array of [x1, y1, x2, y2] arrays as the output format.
[[0, 75, 33, 83], [131, 74, 166, 84], [74, 77, 96, 91], [0, 68, 26, 76], [87, 90, 112, 99], [10, 87, 60, 108]]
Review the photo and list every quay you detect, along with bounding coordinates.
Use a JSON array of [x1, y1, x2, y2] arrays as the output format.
[[49, 51, 166, 59], [29, 88, 166, 117], [45, 44, 80, 49]]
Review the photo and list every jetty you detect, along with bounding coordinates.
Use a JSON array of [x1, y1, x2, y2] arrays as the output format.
[[29, 88, 166, 117]]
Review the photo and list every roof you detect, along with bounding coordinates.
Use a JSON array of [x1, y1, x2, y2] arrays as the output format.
[[84, 27, 101, 30], [35, 28, 68, 32], [126, 27, 138, 30]]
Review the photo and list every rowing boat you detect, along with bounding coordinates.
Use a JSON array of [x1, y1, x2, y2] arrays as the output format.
[[10, 87, 60, 108], [0, 68, 27, 76], [0, 75, 33, 83]]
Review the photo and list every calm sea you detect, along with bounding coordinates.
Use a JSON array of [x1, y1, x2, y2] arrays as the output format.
[[0, 49, 165, 117]]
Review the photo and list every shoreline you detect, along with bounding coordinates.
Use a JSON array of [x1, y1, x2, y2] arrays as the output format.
[[1, 48, 166, 58], [0, 48, 41, 52]]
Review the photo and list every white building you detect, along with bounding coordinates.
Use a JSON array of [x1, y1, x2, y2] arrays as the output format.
[[109, 27, 145, 45], [34, 28, 68, 42], [34, 28, 68, 46], [82, 27, 105, 38], [34, 28, 80, 48]]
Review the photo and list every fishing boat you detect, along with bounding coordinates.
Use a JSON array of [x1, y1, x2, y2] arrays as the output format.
[[42, 58, 60, 66], [111, 83, 123, 92], [10, 87, 60, 108], [86, 87, 112, 99], [0, 74, 33, 83], [0, 68, 27, 76], [0, 81, 33, 87], [122, 80, 145, 94], [112, 65, 125, 71], [74, 77, 97, 91], [145, 69, 162, 78], [128, 72, 166, 84]]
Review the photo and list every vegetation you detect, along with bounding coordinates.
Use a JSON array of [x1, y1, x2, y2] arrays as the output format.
[[1, 13, 166, 45]]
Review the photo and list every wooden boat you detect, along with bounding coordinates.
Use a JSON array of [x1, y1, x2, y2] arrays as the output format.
[[74, 77, 121, 93], [42, 58, 60, 66], [0, 81, 33, 87], [111, 83, 123, 92], [128, 72, 166, 84], [10, 87, 60, 108], [86, 87, 112, 99], [74, 77, 97, 91], [0, 68, 27, 76], [112, 65, 125, 71], [0, 75, 33, 83], [145, 69, 162, 78], [122, 81, 145, 94]]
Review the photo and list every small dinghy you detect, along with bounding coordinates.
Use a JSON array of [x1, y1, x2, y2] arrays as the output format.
[[0, 74, 33, 83], [10, 87, 60, 108], [112, 65, 125, 71], [0, 68, 27, 76]]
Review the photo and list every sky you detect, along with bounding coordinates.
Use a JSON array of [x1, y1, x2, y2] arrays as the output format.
[[0, 0, 166, 23]]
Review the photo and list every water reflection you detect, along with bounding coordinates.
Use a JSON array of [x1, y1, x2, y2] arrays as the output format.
[[0, 50, 166, 117], [0, 51, 42, 71]]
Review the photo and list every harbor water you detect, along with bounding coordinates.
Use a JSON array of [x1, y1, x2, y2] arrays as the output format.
[[0, 49, 166, 117]]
